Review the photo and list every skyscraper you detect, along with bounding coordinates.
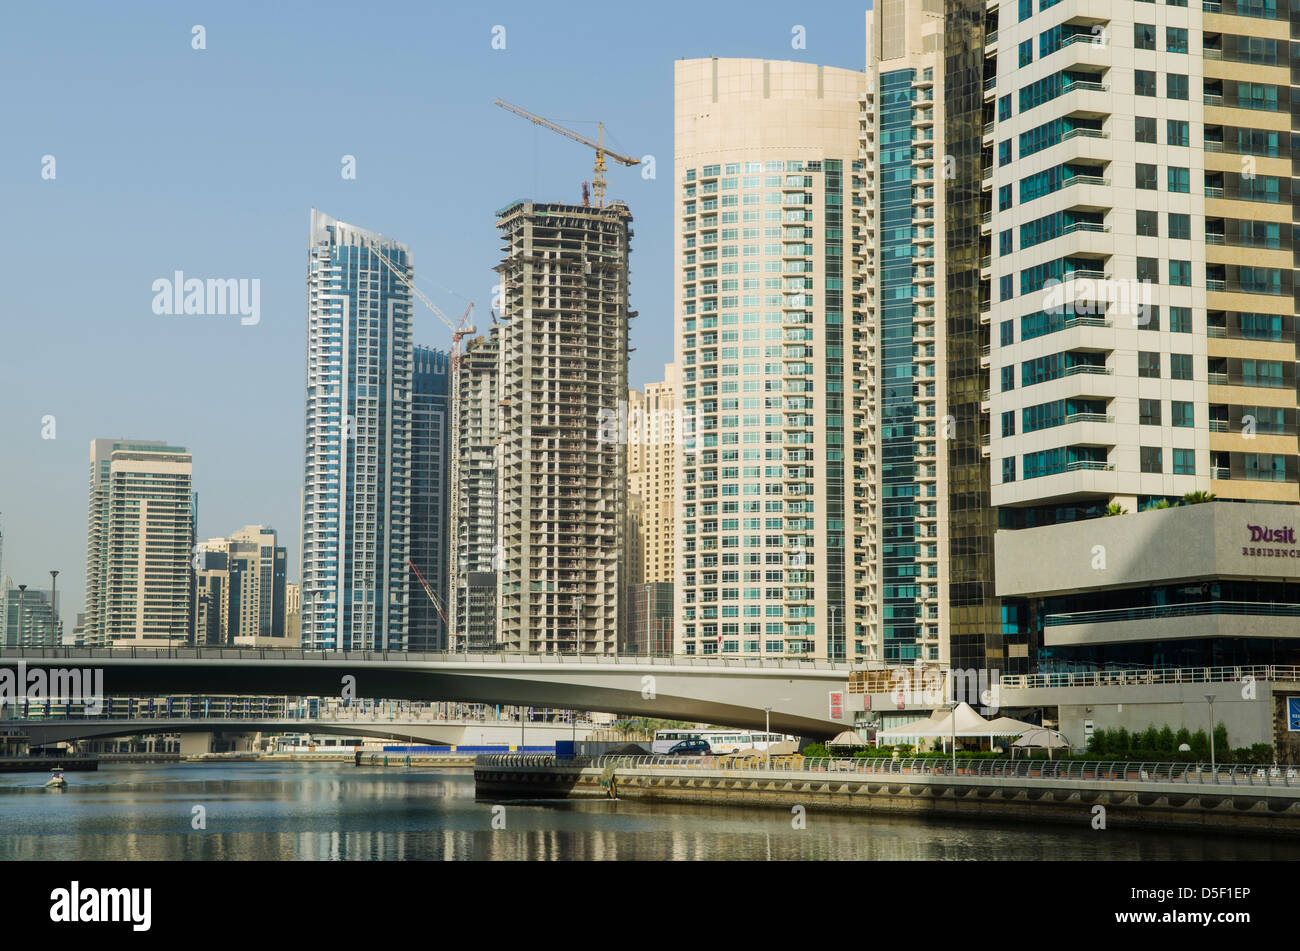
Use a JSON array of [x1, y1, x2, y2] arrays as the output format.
[[861, 3, 952, 667], [83, 439, 194, 647], [410, 345, 451, 650], [494, 199, 633, 654], [449, 331, 501, 651], [982, 0, 1300, 670], [301, 210, 413, 651], [673, 58, 868, 660]]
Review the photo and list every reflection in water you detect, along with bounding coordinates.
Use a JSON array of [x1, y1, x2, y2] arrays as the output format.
[[0, 763, 1295, 861]]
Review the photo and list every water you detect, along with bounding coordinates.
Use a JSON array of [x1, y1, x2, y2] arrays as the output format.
[[0, 762, 1295, 861]]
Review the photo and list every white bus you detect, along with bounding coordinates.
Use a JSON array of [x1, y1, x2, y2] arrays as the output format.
[[652, 729, 788, 755]]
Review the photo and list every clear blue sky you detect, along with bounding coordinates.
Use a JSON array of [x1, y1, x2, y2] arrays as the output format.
[[0, 0, 869, 619]]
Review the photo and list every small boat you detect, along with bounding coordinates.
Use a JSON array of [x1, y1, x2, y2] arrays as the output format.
[[44, 768, 67, 789]]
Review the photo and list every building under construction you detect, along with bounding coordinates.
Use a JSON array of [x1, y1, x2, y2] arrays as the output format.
[[449, 331, 501, 650], [493, 199, 633, 654]]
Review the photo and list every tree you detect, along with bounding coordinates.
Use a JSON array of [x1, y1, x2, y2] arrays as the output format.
[[1182, 491, 1216, 505], [1104, 503, 1129, 517], [1151, 499, 1171, 510]]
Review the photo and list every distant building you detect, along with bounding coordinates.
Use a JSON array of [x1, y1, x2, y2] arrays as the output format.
[[194, 526, 288, 647], [450, 332, 500, 651], [624, 582, 673, 657], [410, 346, 451, 650], [83, 439, 195, 647], [285, 582, 301, 646], [627, 364, 678, 587], [0, 580, 61, 648]]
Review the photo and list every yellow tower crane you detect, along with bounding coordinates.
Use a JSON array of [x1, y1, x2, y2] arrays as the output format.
[[493, 98, 640, 208]]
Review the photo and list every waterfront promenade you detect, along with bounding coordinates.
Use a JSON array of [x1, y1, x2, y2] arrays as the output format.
[[475, 754, 1300, 838]]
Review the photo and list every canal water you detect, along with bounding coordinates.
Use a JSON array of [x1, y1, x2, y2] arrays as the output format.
[[1, 762, 1296, 861]]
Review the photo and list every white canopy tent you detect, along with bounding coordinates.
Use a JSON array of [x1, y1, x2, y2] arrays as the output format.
[[826, 730, 869, 748], [877, 703, 1041, 752], [1011, 727, 1072, 759]]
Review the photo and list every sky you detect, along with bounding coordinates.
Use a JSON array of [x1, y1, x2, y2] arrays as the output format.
[[0, 0, 870, 620]]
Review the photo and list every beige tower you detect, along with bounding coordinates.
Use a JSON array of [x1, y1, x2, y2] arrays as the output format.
[[84, 440, 194, 648], [674, 58, 868, 661]]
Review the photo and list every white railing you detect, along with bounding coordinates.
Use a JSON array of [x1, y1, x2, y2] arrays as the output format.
[[1001, 664, 1300, 690], [477, 753, 1300, 789]]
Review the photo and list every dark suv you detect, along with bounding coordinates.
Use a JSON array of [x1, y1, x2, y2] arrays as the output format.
[[666, 739, 711, 756]]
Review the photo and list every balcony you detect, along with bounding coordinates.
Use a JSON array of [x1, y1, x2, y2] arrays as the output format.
[[1065, 460, 1113, 472], [1064, 363, 1111, 377]]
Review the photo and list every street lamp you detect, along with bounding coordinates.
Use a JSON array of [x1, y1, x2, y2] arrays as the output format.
[[1205, 693, 1217, 774], [49, 571, 59, 646], [16, 585, 27, 647], [572, 595, 585, 656]]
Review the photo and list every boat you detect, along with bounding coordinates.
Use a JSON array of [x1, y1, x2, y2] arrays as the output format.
[[44, 767, 67, 789]]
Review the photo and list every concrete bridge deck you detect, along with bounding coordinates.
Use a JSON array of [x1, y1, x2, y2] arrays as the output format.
[[1, 648, 856, 737]]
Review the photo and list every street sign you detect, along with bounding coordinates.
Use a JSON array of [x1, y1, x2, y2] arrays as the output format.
[[1288, 697, 1300, 732], [829, 691, 844, 720]]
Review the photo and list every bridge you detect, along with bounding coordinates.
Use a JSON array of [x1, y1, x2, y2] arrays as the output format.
[[0, 648, 856, 738], [0, 695, 599, 748]]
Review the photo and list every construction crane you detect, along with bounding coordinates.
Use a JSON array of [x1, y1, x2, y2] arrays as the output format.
[[408, 558, 447, 628], [494, 98, 640, 209]]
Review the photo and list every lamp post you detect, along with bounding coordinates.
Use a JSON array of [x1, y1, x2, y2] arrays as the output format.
[[1205, 693, 1217, 774], [947, 669, 957, 774], [572, 595, 584, 656], [48, 571, 59, 646], [829, 605, 839, 662], [16, 585, 27, 647]]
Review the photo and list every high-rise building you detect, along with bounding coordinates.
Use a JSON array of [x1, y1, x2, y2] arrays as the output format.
[[981, 0, 1300, 670], [83, 439, 194, 647], [494, 199, 633, 654], [410, 345, 451, 650], [673, 58, 868, 660], [301, 210, 413, 651], [450, 331, 501, 651], [987, 0, 1300, 514], [859, 2, 952, 667], [194, 526, 288, 647]]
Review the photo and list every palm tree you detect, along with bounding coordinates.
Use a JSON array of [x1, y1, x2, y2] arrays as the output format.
[[1151, 499, 1171, 509], [1104, 503, 1128, 517], [1182, 490, 1216, 505]]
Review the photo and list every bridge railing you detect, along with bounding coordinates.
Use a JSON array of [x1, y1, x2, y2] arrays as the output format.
[[0, 696, 593, 727], [1, 646, 859, 672], [476, 753, 1300, 789]]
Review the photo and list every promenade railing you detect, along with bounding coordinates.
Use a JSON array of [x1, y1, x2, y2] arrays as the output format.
[[476, 753, 1300, 789]]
